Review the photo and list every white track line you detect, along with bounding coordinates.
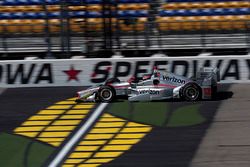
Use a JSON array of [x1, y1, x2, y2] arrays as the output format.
[[48, 103, 108, 167]]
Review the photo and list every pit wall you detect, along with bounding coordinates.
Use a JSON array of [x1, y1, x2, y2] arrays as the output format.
[[0, 55, 250, 88]]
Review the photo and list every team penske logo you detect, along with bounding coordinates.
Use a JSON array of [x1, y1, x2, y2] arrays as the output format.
[[139, 89, 160, 95], [163, 76, 186, 84]]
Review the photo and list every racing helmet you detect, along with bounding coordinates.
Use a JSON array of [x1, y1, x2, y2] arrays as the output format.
[[153, 66, 160, 77]]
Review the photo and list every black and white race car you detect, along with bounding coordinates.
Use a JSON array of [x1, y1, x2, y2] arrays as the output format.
[[76, 67, 220, 102]]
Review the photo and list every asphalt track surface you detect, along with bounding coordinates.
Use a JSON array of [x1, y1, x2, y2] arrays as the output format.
[[191, 84, 250, 167], [0, 84, 249, 167], [0, 87, 83, 132]]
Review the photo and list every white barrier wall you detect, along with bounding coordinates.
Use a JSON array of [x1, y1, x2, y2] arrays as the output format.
[[0, 55, 250, 88]]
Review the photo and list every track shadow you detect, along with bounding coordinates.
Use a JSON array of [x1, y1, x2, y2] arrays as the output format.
[[111, 96, 128, 103], [103, 89, 234, 167], [111, 91, 234, 103], [75, 90, 234, 104], [213, 91, 234, 101]]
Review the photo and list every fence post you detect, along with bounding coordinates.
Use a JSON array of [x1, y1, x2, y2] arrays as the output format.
[[2, 25, 8, 57], [246, 21, 250, 53], [102, 0, 113, 53], [42, 1, 54, 59], [200, 20, 206, 53], [60, 0, 71, 58]]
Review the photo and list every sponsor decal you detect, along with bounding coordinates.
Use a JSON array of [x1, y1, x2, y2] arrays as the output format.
[[203, 88, 212, 96], [91, 62, 112, 83], [1, 56, 250, 87], [162, 75, 186, 84], [63, 65, 82, 82], [139, 89, 160, 95], [0, 63, 53, 85], [91, 59, 250, 83], [0, 63, 83, 86]]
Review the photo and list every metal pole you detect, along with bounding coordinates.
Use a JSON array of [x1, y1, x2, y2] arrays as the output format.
[[102, 0, 113, 52], [102, 0, 106, 50], [2, 25, 8, 56], [65, 3, 71, 57], [201, 20, 206, 53], [81, 0, 89, 54], [60, 0, 65, 54], [60, 0, 71, 58], [42, 0, 54, 59], [246, 21, 250, 53], [114, 2, 121, 50]]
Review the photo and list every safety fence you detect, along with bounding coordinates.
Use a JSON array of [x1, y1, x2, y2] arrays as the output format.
[[0, 0, 249, 56], [0, 19, 250, 55]]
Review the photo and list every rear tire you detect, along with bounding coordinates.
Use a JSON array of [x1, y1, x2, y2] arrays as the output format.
[[98, 86, 116, 102], [181, 82, 201, 101]]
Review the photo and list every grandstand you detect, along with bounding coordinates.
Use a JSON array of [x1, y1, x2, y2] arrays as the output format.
[[0, 0, 249, 58]]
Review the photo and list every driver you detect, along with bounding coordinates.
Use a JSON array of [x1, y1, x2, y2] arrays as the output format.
[[152, 66, 160, 78]]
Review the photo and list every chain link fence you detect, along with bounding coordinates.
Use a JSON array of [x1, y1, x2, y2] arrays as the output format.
[[0, 2, 249, 58]]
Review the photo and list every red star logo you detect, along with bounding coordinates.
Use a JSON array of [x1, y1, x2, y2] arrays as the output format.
[[63, 66, 82, 81]]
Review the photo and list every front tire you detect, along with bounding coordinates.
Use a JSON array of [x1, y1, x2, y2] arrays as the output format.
[[181, 83, 201, 101], [98, 86, 116, 102]]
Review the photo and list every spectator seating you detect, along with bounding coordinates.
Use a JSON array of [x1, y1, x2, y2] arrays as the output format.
[[0, 0, 150, 33], [157, 15, 249, 31], [1, 0, 249, 33], [0, 4, 150, 12], [0, 17, 148, 33], [157, 0, 250, 31], [0, 0, 150, 5], [162, 1, 250, 10], [159, 8, 250, 17]]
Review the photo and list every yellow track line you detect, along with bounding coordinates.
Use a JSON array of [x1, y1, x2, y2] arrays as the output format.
[[14, 97, 152, 167], [62, 113, 152, 166], [14, 98, 95, 147]]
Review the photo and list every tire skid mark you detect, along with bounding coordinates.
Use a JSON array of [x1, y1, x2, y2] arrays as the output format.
[[14, 98, 95, 147], [62, 113, 152, 167]]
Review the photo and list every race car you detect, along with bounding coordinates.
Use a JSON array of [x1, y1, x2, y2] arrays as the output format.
[[76, 67, 220, 102]]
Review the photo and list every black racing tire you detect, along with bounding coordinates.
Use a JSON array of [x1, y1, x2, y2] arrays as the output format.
[[181, 82, 201, 101], [105, 78, 120, 85], [98, 86, 116, 102]]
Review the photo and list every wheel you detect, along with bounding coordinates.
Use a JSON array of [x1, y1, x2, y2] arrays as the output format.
[[98, 86, 116, 102], [105, 78, 120, 85], [181, 82, 201, 101]]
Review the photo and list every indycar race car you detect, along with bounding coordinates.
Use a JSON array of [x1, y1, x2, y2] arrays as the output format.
[[76, 67, 220, 102]]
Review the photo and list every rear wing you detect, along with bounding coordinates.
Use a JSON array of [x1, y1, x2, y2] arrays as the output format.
[[196, 67, 220, 82]]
